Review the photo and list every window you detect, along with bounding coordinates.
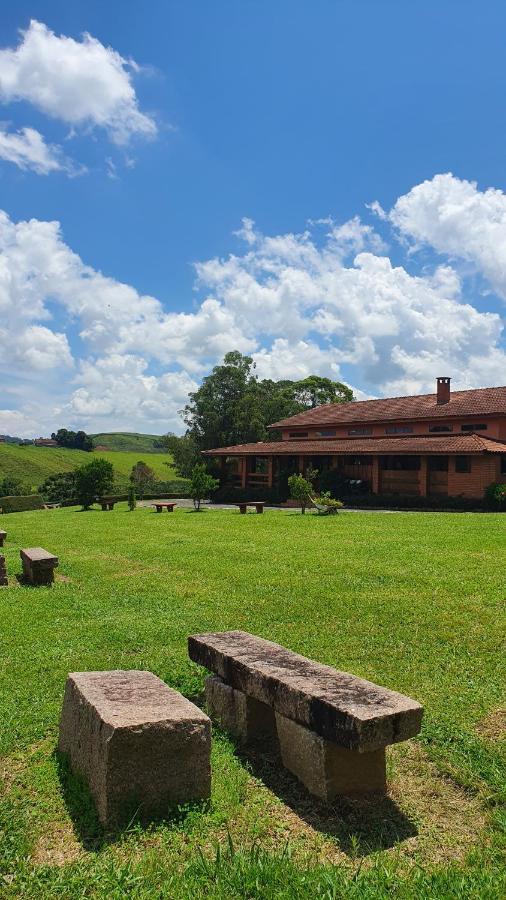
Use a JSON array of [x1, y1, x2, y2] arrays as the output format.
[[455, 456, 471, 473], [385, 426, 413, 434], [288, 431, 308, 439], [461, 423, 487, 431], [344, 455, 372, 466], [348, 428, 372, 436], [429, 424, 453, 433], [381, 456, 420, 471], [501, 457, 506, 475], [250, 457, 268, 474], [316, 429, 337, 437]]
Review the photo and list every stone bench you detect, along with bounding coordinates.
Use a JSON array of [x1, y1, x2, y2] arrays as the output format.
[[20, 547, 58, 585], [0, 530, 6, 547], [236, 502, 265, 514], [153, 502, 177, 513], [189, 630, 423, 800], [58, 670, 211, 827], [100, 498, 116, 511], [0, 555, 7, 586]]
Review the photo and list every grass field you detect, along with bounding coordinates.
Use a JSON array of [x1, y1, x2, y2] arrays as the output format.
[[0, 506, 505, 898], [0, 443, 178, 493], [90, 433, 164, 453]]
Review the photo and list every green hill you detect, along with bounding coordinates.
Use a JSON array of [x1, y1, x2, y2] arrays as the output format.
[[0, 443, 181, 494], [91, 432, 164, 453]]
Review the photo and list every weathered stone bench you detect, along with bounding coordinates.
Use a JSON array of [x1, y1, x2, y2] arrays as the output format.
[[236, 502, 265, 514], [100, 497, 116, 511], [20, 547, 58, 585], [58, 670, 211, 827], [0, 555, 7, 586], [189, 631, 423, 800], [153, 502, 177, 513], [0, 530, 6, 547]]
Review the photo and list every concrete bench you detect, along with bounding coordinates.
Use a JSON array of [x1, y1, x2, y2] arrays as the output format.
[[152, 502, 177, 513], [0, 530, 6, 547], [100, 498, 116, 511], [189, 630, 423, 800], [20, 547, 58, 585], [236, 502, 265, 514], [58, 670, 211, 827], [0, 555, 7, 586]]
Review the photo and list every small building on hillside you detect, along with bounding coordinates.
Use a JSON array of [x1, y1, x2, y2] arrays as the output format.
[[203, 378, 506, 500], [34, 438, 59, 447]]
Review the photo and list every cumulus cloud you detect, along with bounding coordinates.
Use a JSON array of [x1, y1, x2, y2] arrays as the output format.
[[389, 173, 506, 300], [1, 181, 505, 435], [0, 20, 156, 145], [0, 124, 83, 175]]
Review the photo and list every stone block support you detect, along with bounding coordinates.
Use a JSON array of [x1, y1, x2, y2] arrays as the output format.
[[0, 555, 7, 586], [0, 530, 6, 547], [205, 675, 277, 743], [275, 713, 386, 799], [20, 548, 58, 585], [59, 670, 211, 827]]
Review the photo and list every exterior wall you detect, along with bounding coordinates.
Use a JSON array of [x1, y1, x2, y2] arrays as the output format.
[[447, 455, 501, 499], [281, 416, 505, 442]]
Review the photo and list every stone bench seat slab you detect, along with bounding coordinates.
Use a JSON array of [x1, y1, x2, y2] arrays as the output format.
[[20, 547, 59, 585], [58, 670, 211, 827], [189, 631, 422, 753]]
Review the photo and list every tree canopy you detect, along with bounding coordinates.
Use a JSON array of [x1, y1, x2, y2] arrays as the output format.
[[181, 351, 353, 452], [51, 428, 93, 451]]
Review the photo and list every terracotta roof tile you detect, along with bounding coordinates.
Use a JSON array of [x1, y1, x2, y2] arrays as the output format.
[[203, 434, 506, 456], [268, 386, 506, 429]]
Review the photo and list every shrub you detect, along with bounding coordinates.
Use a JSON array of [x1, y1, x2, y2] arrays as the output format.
[[75, 458, 114, 510], [288, 473, 314, 514], [38, 471, 77, 503], [484, 482, 506, 510], [0, 477, 24, 497], [189, 464, 219, 510], [314, 491, 344, 515], [130, 461, 156, 498], [0, 494, 45, 513]]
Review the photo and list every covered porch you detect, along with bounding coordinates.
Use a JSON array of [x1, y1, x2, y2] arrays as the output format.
[[203, 434, 506, 500]]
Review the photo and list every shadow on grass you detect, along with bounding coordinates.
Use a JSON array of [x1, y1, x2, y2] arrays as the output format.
[[54, 750, 210, 851], [231, 735, 418, 857]]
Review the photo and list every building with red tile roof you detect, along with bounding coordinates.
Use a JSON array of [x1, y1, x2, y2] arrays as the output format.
[[203, 378, 506, 500]]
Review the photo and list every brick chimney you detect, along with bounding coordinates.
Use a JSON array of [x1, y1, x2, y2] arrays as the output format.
[[436, 376, 451, 404]]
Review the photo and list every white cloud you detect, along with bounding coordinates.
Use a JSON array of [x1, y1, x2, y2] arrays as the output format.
[[1, 182, 505, 435], [0, 124, 83, 175], [0, 20, 156, 145], [60, 355, 198, 433], [389, 173, 506, 300]]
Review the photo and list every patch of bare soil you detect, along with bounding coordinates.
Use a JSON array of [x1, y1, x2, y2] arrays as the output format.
[[476, 707, 506, 742]]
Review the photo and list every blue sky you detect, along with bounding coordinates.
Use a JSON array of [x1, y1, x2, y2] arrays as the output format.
[[1, 1, 506, 436]]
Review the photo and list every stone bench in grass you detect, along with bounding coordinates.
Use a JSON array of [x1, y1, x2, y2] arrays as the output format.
[[20, 547, 58, 585], [0, 530, 6, 547], [58, 670, 211, 827], [189, 630, 423, 800]]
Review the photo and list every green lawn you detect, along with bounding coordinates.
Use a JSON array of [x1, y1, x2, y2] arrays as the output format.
[[0, 506, 504, 898], [0, 443, 179, 493]]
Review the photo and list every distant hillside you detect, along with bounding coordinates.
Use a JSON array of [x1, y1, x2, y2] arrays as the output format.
[[90, 432, 164, 453], [0, 443, 181, 494]]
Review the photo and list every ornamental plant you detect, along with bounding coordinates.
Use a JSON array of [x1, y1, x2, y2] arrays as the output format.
[[314, 491, 344, 515], [189, 464, 219, 510], [288, 473, 314, 514], [484, 482, 506, 510]]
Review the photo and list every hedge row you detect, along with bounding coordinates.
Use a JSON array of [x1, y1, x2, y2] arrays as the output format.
[[0, 494, 45, 514]]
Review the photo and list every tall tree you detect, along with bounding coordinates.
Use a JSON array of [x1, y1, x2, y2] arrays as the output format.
[[181, 351, 353, 453]]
